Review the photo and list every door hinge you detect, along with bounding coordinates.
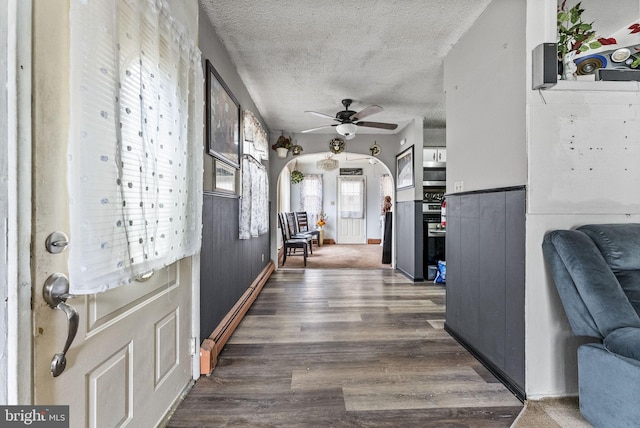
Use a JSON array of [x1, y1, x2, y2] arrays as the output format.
[[190, 337, 198, 356]]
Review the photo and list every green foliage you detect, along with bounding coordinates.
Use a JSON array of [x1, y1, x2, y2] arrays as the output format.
[[557, 1, 599, 58], [291, 170, 304, 184]]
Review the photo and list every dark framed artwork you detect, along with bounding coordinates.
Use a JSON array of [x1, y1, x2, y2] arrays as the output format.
[[206, 59, 241, 168], [396, 146, 415, 190]]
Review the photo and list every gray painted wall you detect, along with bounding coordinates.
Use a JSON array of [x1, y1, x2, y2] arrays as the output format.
[[198, 6, 271, 338], [445, 188, 525, 395], [198, 5, 269, 193], [395, 201, 423, 281], [200, 193, 270, 336]]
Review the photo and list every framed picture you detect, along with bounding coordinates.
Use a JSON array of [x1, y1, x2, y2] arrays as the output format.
[[206, 59, 241, 168], [213, 160, 237, 194], [396, 146, 414, 190]]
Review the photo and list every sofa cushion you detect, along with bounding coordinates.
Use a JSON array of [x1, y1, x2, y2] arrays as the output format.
[[615, 270, 640, 318], [604, 327, 640, 360], [579, 224, 640, 272]]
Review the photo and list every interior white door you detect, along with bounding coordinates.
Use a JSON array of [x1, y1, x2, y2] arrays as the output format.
[[337, 177, 366, 244], [31, 2, 193, 427]]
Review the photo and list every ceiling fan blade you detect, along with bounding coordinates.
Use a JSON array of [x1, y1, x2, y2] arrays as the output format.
[[300, 124, 337, 133], [305, 111, 339, 121], [355, 121, 398, 130], [349, 105, 383, 121]]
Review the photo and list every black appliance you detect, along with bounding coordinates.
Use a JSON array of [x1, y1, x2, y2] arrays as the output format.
[[422, 187, 446, 281], [422, 166, 446, 187]]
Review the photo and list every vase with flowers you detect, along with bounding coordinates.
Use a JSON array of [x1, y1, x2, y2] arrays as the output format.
[[272, 135, 292, 159], [316, 212, 327, 230]]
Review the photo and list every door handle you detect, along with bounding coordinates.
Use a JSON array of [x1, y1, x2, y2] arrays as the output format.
[[43, 273, 79, 377]]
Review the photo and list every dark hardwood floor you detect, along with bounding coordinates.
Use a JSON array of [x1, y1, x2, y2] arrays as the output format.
[[167, 269, 523, 427]]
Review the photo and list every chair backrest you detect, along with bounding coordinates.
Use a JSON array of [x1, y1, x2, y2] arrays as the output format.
[[543, 224, 640, 339], [285, 212, 299, 236], [278, 213, 291, 241], [296, 212, 310, 232]]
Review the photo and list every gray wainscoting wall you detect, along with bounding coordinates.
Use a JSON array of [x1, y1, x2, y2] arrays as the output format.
[[395, 200, 424, 281], [200, 192, 271, 338], [445, 187, 525, 398]]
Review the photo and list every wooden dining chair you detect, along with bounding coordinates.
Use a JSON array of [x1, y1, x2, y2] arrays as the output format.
[[278, 213, 308, 266], [286, 212, 313, 254], [295, 211, 321, 246]]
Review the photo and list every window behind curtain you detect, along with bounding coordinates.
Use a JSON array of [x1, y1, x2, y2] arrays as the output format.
[[299, 174, 323, 227], [67, 0, 203, 294], [339, 177, 365, 219]]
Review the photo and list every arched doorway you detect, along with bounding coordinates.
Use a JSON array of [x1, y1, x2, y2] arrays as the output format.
[[273, 151, 395, 269]]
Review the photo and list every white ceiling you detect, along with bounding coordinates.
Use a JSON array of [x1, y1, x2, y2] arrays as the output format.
[[200, 0, 492, 135]]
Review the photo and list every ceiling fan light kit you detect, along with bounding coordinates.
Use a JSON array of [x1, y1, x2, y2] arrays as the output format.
[[336, 123, 357, 137], [302, 99, 398, 137]]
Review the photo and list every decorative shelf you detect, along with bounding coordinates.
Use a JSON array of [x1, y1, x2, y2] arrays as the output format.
[[547, 80, 640, 92]]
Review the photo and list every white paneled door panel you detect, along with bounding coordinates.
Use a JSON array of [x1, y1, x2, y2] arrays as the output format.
[[337, 218, 366, 244]]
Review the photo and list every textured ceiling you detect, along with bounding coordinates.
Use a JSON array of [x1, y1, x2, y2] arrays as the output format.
[[200, 0, 491, 135]]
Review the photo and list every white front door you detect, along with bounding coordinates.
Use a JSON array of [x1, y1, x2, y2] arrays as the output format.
[[30, 2, 194, 426], [337, 177, 366, 244]]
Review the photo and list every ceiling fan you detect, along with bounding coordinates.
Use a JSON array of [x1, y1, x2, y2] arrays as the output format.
[[301, 99, 398, 139]]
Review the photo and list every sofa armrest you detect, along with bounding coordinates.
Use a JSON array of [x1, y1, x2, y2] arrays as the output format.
[[605, 327, 640, 360]]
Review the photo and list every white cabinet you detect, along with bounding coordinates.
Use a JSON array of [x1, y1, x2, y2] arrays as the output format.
[[423, 148, 446, 164]]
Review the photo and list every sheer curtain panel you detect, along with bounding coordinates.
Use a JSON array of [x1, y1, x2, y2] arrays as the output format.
[[239, 155, 269, 239], [339, 177, 365, 219], [68, 0, 204, 294], [299, 174, 323, 227]]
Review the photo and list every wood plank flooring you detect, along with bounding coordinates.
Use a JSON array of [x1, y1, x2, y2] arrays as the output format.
[[167, 269, 523, 427]]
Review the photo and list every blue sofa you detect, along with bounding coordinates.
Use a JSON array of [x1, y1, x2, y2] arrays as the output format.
[[543, 224, 640, 428]]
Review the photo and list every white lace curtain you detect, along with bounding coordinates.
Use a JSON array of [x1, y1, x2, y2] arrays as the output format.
[[239, 155, 269, 239], [243, 110, 269, 161], [339, 177, 365, 219], [68, 0, 204, 294], [299, 174, 323, 227]]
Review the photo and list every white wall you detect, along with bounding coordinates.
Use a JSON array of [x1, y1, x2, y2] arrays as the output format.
[[423, 128, 446, 147], [528, 89, 639, 394], [0, 0, 9, 405], [525, 0, 640, 398], [269, 131, 400, 262], [289, 154, 391, 241], [444, 0, 527, 194], [395, 118, 424, 203]]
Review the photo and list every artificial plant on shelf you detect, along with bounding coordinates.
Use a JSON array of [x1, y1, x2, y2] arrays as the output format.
[[557, 1, 615, 80], [271, 135, 292, 158]]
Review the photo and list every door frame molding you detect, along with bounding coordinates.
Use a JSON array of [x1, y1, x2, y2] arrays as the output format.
[[7, 0, 33, 405]]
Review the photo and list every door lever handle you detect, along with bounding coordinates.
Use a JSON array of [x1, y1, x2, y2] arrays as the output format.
[[43, 273, 79, 377]]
